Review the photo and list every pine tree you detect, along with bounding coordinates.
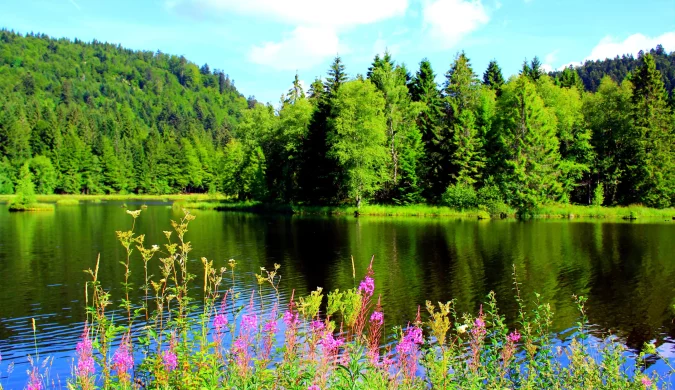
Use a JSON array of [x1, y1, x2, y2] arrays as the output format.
[[324, 56, 348, 96], [555, 66, 585, 91], [496, 75, 563, 211], [482, 60, 505, 92], [285, 73, 305, 104], [411, 59, 445, 200], [624, 53, 675, 207], [444, 52, 484, 186]]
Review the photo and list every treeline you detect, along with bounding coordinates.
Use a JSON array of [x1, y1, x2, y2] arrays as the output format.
[[1, 30, 674, 211], [552, 44, 675, 96]]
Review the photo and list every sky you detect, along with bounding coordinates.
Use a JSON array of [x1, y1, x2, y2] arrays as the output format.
[[1, 0, 674, 104]]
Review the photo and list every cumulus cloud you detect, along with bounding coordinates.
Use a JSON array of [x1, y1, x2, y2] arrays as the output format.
[[422, 0, 489, 49], [585, 31, 675, 61], [249, 26, 341, 70], [167, 0, 408, 28]]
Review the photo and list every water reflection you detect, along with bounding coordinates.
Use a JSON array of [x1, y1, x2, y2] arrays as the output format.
[[0, 203, 674, 387]]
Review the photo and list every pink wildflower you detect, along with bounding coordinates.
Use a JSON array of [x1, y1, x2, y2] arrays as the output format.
[[27, 369, 42, 390], [308, 385, 320, 390], [508, 330, 521, 343], [641, 377, 652, 387], [264, 319, 278, 334], [213, 314, 228, 331], [75, 328, 95, 377], [310, 319, 325, 332], [241, 314, 258, 332], [112, 336, 134, 379], [320, 332, 345, 354], [475, 318, 485, 328], [370, 311, 384, 325], [358, 276, 375, 297], [162, 350, 178, 372], [283, 310, 299, 326]]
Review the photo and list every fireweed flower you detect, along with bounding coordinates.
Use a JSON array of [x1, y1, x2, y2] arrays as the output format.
[[241, 314, 258, 332], [75, 328, 95, 378], [162, 350, 178, 372], [112, 336, 134, 381], [320, 332, 345, 355], [213, 314, 228, 331], [27, 369, 42, 390], [263, 318, 278, 334], [370, 311, 384, 325], [641, 377, 652, 387], [508, 330, 521, 343], [283, 310, 299, 327], [358, 276, 375, 297], [310, 319, 325, 332], [308, 385, 321, 390]]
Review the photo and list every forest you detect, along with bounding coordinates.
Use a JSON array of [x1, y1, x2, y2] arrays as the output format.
[[1, 30, 674, 212]]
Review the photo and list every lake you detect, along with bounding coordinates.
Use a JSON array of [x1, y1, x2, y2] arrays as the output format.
[[1, 201, 674, 388]]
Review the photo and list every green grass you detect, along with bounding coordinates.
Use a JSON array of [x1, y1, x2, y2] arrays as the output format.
[[176, 201, 496, 218], [8, 202, 54, 212], [0, 193, 230, 203], [533, 203, 675, 219], [56, 198, 80, 206]]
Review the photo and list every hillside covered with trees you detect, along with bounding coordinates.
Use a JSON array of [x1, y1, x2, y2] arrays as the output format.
[[1, 30, 675, 211], [552, 45, 675, 96]]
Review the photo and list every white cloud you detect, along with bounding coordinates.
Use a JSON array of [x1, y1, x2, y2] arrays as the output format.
[[168, 0, 408, 28], [541, 49, 559, 73], [422, 0, 489, 49], [249, 26, 340, 70], [585, 31, 675, 61]]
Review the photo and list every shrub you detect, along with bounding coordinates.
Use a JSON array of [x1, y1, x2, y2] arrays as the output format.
[[441, 182, 478, 210]]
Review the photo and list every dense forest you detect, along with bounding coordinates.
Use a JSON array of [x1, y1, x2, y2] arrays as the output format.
[[1, 30, 674, 211], [551, 44, 675, 96]]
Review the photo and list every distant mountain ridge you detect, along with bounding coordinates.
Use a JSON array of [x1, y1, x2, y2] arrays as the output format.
[[552, 45, 675, 95]]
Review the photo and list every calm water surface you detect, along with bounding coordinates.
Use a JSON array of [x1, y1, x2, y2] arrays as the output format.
[[1, 202, 675, 387]]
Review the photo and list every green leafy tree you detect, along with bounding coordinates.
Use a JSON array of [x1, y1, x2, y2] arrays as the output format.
[[582, 76, 634, 204], [536, 76, 594, 203], [0, 157, 14, 194], [328, 80, 388, 207], [28, 155, 58, 194], [370, 54, 424, 202], [11, 162, 37, 208]]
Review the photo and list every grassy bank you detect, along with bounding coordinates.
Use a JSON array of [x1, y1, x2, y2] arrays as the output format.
[[533, 204, 675, 219], [7, 202, 54, 212], [0, 193, 229, 204], [176, 201, 497, 218]]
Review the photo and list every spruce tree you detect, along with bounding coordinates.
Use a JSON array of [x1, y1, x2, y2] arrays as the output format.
[[411, 59, 445, 201], [496, 75, 563, 211], [625, 53, 675, 207], [444, 52, 484, 186], [482, 60, 505, 93]]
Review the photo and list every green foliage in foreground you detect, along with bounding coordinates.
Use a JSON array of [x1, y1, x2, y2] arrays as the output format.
[[8, 209, 667, 390]]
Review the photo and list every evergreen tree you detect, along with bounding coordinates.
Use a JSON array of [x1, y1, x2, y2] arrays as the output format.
[[444, 52, 484, 186], [624, 53, 675, 207], [11, 162, 37, 208], [482, 60, 505, 92], [411, 59, 445, 201], [496, 75, 563, 211], [555, 66, 585, 91], [285, 73, 306, 105], [28, 155, 57, 194]]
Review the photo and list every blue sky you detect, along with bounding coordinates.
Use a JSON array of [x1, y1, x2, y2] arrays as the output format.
[[2, 0, 674, 103]]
